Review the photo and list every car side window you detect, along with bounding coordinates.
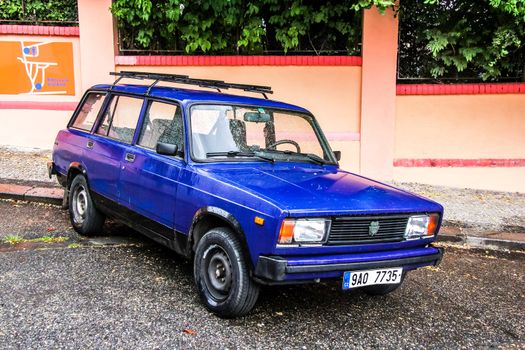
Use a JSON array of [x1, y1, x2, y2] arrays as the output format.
[[71, 92, 106, 131], [96, 95, 143, 144], [138, 101, 184, 155]]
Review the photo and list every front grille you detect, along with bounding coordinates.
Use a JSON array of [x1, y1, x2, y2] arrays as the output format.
[[327, 215, 409, 245]]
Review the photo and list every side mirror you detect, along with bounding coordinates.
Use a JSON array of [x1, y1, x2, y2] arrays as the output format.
[[156, 142, 178, 156], [333, 151, 341, 161]]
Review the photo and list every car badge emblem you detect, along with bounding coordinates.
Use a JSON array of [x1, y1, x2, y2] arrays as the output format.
[[369, 221, 380, 236]]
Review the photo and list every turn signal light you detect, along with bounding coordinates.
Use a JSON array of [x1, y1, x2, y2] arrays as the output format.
[[427, 214, 439, 236], [278, 220, 295, 244], [254, 216, 265, 226]]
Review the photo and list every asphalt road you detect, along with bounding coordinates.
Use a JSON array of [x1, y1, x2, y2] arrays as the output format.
[[0, 199, 524, 349]]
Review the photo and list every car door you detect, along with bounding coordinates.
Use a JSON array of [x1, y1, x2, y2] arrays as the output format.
[[119, 99, 185, 239], [84, 94, 144, 203], [59, 91, 108, 179]]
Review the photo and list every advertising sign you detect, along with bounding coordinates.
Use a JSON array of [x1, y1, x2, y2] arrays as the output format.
[[0, 40, 75, 95]]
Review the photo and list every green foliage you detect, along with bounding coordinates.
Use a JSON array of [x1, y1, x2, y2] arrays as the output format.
[[112, 0, 523, 79], [1, 235, 69, 245], [350, 0, 396, 13], [111, 0, 395, 55], [0, 0, 78, 24], [400, 0, 525, 81], [3, 235, 24, 245]]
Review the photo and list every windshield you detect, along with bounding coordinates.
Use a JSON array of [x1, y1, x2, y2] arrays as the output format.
[[190, 104, 336, 164]]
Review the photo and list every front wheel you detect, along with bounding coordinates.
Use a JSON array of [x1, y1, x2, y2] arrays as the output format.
[[68, 175, 105, 235], [194, 227, 260, 318]]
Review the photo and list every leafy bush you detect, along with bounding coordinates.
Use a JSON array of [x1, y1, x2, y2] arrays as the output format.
[[399, 0, 525, 81], [111, 0, 395, 55], [0, 0, 78, 24]]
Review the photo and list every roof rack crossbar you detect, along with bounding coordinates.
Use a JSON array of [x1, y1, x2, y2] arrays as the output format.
[[110, 75, 125, 90], [109, 71, 273, 98]]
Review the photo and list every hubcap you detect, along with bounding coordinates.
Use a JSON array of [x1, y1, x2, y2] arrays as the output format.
[[72, 185, 88, 225], [204, 246, 233, 301]]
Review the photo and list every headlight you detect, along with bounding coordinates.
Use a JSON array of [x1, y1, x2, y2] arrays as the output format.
[[405, 214, 439, 239], [278, 218, 331, 244]]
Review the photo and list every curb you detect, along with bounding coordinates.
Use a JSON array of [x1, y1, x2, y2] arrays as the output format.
[[438, 234, 525, 252], [0, 183, 63, 206]]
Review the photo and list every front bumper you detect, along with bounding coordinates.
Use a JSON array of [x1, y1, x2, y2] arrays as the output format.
[[254, 245, 443, 283]]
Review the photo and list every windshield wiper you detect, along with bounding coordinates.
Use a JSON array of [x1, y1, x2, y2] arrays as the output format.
[[206, 151, 274, 163], [260, 149, 329, 165], [300, 153, 330, 165]]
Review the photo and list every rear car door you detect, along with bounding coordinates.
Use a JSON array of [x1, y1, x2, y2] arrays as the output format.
[[56, 91, 107, 178], [85, 94, 144, 203], [119, 99, 185, 239]]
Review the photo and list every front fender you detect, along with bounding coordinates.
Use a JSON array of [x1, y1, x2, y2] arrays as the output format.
[[188, 206, 251, 263]]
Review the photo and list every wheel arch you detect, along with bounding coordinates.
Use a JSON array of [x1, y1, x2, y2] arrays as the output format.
[[188, 206, 252, 267], [66, 162, 88, 189]]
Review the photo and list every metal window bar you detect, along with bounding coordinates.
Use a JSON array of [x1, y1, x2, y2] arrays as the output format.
[[109, 71, 273, 99]]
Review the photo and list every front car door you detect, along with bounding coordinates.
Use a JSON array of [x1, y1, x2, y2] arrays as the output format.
[[119, 99, 185, 241]]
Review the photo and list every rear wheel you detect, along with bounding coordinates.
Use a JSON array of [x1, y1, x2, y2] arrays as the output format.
[[68, 175, 105, 235], [194, 227, 260, 318]]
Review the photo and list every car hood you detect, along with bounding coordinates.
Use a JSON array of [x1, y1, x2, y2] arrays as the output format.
[[199, 164, 443, 216]]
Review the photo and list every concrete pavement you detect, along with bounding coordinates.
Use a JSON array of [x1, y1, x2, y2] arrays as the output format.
[[0, 199, 524, 348]]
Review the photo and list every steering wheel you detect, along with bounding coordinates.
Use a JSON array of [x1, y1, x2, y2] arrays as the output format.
[[267, 139, 301, 153]]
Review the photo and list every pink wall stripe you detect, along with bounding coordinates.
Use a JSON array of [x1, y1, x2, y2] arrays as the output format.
[[0, 101, 77, 111], [0, 24, 79, 36], [397, 83, 525, 95], [394, 158, 525, 167], [115, 55, 362, 66]]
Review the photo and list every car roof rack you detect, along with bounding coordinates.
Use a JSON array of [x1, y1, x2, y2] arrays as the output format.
[[109, 71, 273, 99]]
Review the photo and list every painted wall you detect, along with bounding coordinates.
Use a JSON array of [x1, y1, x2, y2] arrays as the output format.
[[1, 2, 524, 193], [115, 65, 362, 173], [360, 6, 398, 180], [394, 94, 525, 192], [78, 0, 116, 90], [0, 109, 72, 149], [0, 33, 81, 150]]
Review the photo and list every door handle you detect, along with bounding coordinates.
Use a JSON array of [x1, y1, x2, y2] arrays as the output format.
[[125, 153, 136, 162], [86, 140, 94, 149]]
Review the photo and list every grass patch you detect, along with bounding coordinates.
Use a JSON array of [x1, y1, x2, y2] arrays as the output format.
[[3, 235, 25, 245], [67, 243, 80, 249], [2, 235, 69, 245], [30, 236, 68, 243]]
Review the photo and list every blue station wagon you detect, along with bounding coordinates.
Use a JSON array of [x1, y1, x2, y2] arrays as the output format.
[[49, 71, 444, 317]]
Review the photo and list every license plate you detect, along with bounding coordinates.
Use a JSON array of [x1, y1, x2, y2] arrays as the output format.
[[342, 267, 403, 290]]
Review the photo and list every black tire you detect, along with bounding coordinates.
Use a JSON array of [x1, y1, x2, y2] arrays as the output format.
[[68, 175, 105, 236], [361, 273, 406, 296], [194, 227, 260, 318]]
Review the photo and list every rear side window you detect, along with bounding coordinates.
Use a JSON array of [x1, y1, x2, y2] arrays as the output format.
[[96, 95, 143, 144], [71, 92, 106, 131], [138, 101, 184, 154]]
